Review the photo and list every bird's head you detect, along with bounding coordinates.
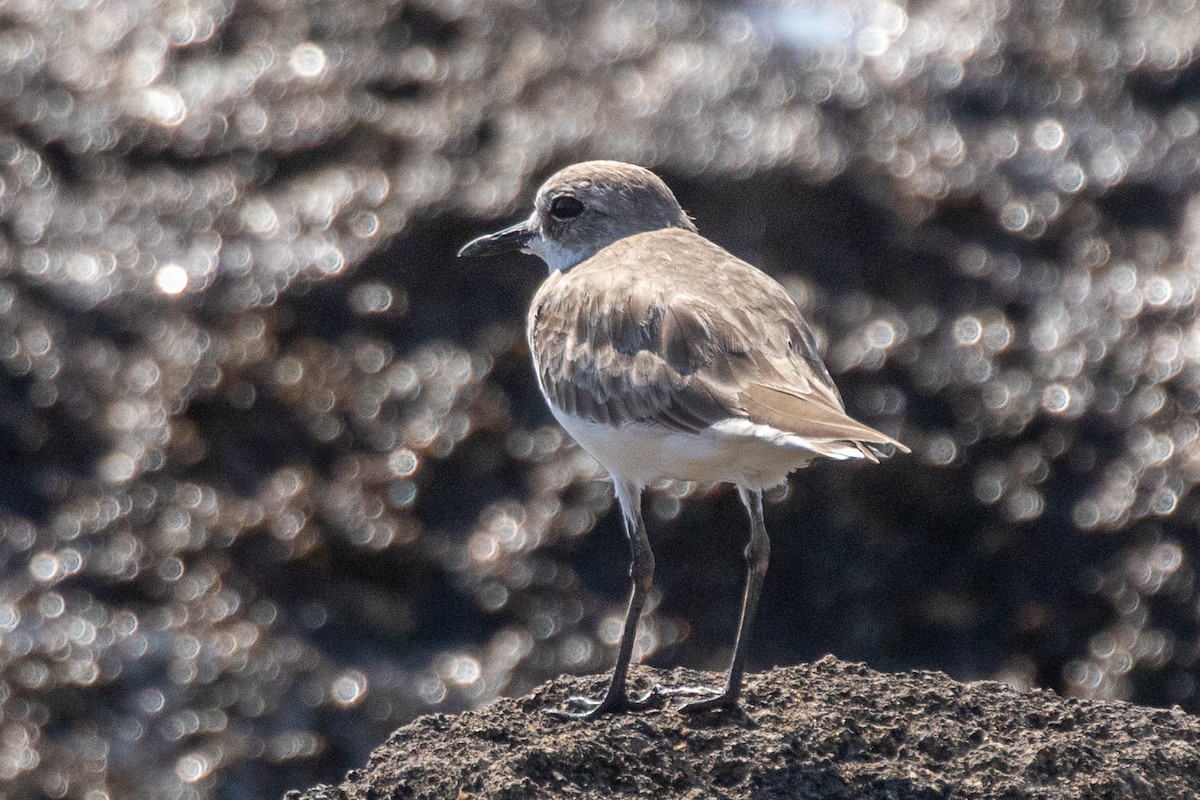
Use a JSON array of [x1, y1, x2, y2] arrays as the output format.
[[457, 160, 696, 272]]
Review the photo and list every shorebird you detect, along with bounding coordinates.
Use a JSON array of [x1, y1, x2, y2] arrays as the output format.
[[459, 161, 907, 718]]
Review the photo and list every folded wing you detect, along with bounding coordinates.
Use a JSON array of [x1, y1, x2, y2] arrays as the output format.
[[528, 228, 908, 459]]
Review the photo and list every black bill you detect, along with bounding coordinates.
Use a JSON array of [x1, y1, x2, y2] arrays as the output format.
[[457, 220, 536, 258]]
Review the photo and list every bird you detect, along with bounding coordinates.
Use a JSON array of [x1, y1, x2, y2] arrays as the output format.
[[458, 160, 907, 718]]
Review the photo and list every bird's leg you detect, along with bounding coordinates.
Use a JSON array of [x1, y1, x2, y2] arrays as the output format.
[[679, 486, 770, 713], [550, 480, 658, 719]]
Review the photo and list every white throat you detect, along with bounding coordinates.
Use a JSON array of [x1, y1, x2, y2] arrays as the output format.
[[524, 234, 587, 273], [515, 213, 589, 272]]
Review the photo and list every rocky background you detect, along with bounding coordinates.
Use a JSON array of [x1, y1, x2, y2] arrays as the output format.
[[292, 658, 1200, 800], [1, 0, 1199, 798]]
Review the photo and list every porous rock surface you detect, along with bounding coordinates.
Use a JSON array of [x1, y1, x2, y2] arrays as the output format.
[[289, 656, 1200, 799]]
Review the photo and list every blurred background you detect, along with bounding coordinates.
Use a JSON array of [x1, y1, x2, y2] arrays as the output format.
[[2, 0, 1199, 797]]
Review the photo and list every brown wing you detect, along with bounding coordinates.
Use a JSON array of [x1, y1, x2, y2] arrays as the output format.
[[527, 228, 907, 456]]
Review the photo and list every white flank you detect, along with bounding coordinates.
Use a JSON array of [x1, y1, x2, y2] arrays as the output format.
[[549, 406, 862, 490]]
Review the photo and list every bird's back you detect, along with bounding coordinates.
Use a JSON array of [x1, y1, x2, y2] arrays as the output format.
[[527, 228, 906, 476]]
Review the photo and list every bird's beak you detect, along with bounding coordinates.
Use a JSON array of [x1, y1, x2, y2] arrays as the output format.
[[457, 220, 536, 258]]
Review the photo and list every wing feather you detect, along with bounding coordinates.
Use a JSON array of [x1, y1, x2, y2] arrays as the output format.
[[528, 228, 907, 455]]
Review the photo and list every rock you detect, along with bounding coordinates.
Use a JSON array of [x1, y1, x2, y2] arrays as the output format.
[[289, 656, 1200, 799]]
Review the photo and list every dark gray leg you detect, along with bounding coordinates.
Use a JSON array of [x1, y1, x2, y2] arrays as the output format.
[[680, 485, 770, 713], [552, 479, 657, 718]]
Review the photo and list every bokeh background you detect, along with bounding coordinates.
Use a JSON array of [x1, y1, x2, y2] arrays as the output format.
[[2, 0, 1200, 797]]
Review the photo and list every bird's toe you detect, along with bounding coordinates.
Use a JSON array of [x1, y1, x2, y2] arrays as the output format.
[[676, 686, 740, 713]]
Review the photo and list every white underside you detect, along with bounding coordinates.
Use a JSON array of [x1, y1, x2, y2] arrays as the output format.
[[548, 406, 870, 490]]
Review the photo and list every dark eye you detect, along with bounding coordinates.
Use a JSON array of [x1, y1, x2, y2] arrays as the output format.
[[550, 195, 584, 219]]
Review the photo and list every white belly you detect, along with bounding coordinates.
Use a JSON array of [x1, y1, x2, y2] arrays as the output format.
[[548, 406, 828, 490]]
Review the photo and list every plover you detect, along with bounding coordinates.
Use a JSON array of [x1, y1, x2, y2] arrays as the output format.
[[459, 161, 907, 717]]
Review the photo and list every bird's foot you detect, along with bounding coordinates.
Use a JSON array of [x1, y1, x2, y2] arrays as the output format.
[[545, 686, 664, 720], [663, 684, 739, 713]]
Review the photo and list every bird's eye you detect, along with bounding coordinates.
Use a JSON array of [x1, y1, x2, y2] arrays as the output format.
[[550, 196, 584, 220]]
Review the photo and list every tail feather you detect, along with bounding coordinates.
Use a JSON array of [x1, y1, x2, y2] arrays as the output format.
[[740, 384, 909, 458], [821, 438, 907, 464]]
